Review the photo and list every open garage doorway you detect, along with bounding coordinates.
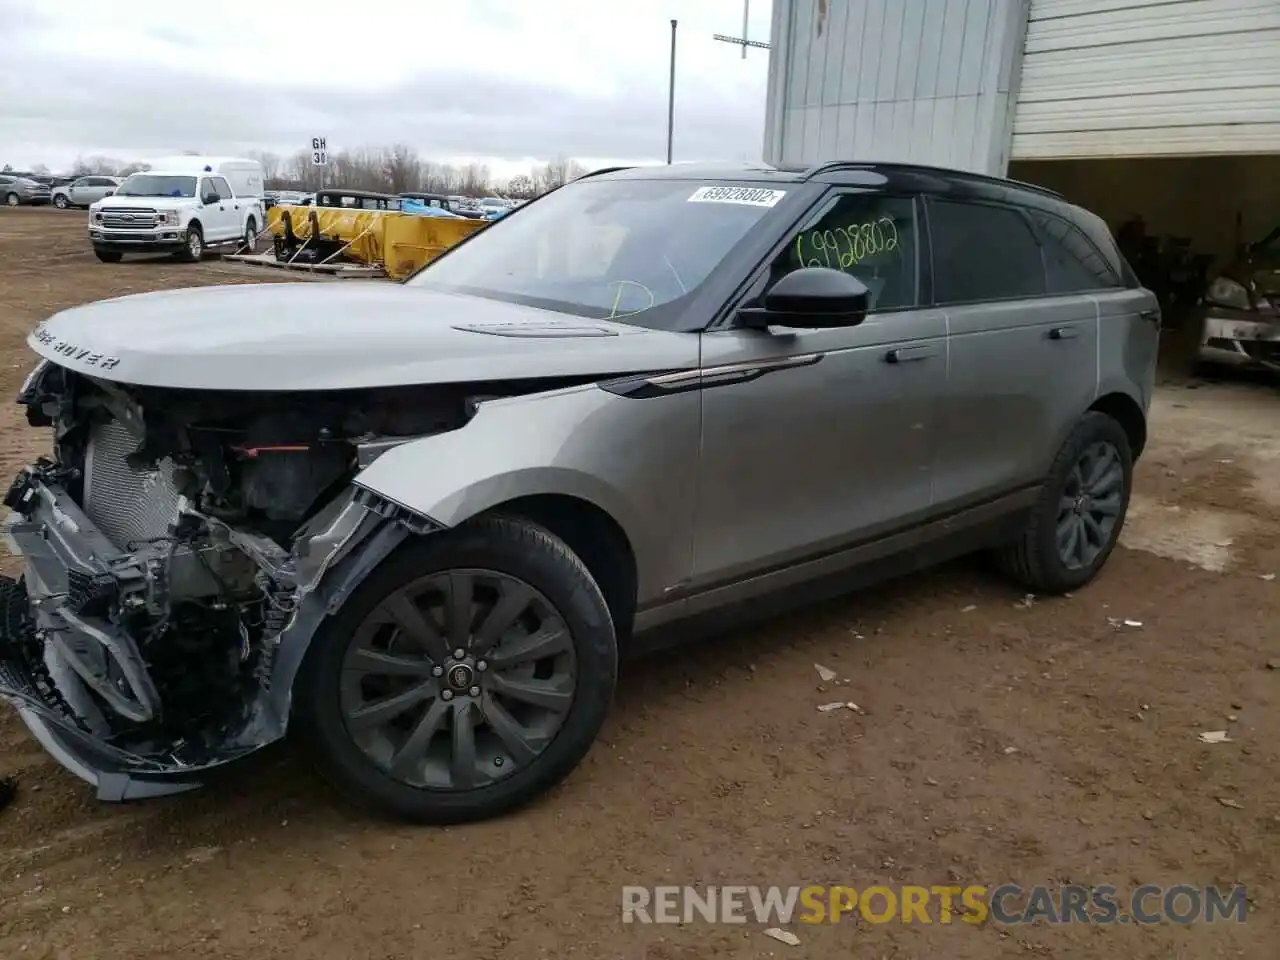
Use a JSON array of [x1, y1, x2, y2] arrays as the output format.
[[1010, 156, 1280, 379]]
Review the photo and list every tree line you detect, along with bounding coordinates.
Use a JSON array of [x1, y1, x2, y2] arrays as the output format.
[[20, 146, 593, 199]]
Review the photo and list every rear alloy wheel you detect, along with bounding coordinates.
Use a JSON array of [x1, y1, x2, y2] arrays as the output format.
[[178, 224, 203, 262], [4, 193, 18, 207], [997, 411, 1132, 594], [295, 516, 617, 823], [53, 194, 69, 209]]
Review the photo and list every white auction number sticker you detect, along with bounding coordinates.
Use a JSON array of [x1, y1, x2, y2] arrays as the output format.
[[687, 186, 787, 207]]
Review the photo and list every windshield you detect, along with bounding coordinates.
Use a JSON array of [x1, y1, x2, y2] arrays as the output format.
[[116, 174, 197, 198], [407, 178, 787, 328]]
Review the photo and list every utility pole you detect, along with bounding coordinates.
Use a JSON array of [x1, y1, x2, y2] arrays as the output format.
[[713, 0, 771, 56], [667, 19, 677, 164]]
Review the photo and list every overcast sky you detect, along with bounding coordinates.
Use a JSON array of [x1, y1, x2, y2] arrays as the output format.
[[0, 0, 773, 180]]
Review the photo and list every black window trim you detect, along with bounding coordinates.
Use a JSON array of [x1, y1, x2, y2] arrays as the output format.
[[1025, 207, 1124, 295], [708, 185, 924, 330]]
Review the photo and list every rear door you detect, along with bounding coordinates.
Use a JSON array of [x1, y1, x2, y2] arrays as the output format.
[[928, 198, 1099, 512], [691, 189, 947, 595]]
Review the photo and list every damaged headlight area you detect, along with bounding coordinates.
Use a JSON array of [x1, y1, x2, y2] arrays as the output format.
[[0, 363, 502, 799]]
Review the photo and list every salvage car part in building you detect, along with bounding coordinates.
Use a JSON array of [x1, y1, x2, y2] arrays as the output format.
[[0, 160, 1159, 823], [1197, 224, 1280, 372]]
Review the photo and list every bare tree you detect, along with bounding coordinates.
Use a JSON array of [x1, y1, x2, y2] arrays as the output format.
[[382, 144, 421, 194]]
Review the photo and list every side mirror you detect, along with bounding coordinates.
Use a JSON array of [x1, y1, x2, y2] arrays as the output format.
[[202, 192, 219, 206], [739, 267, 870, 329]]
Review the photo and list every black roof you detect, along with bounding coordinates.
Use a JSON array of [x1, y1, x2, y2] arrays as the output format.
[[578, 159, 1063, 202]]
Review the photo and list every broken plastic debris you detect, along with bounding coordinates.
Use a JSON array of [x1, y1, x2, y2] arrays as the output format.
[[1015, 594, 1035, 609], [763, 928, 801, 946], [1124, 620, 1143, 628], [1260, 573, 1276, 582], [1003, 746, 1019, 755], [815, 664, 838, 683], [1218, 797, 1244, 810], [1198, 731, 1232, 744], [1107, 617, 1144, 628], [817, 702, 846, 713], [961, 604, 977, 613]]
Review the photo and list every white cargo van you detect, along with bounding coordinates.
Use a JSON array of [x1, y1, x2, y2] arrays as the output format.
[[87, 156, 267, 263]]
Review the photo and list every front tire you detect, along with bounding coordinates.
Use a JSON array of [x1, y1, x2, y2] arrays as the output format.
[[294, 516, 618, 824], [996, 411, 1133, 594], [177, 224, 203, 262], [53, 194, 69, 209], [4, 193, 18, 207]]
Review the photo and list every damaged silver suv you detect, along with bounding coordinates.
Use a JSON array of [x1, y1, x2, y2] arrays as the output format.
[[0, 162, 1159, 823]]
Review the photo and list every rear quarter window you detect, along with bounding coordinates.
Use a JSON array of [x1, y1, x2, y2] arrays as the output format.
[[927, 198, 1046, 304]]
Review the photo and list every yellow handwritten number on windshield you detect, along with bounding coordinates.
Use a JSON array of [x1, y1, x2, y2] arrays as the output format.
[[796, 216, 898, 269]]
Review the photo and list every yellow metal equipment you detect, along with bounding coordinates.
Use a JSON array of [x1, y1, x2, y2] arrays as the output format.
[[265, 205, 486, 279]]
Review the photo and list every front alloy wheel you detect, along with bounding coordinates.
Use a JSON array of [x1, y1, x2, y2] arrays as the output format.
[[296, 516, 617, 823], [340, 570, 576, 790]]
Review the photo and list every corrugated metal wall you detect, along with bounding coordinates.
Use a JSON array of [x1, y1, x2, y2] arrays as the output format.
[[762, 0, 1031, 175], [1013, 0, 1280, 159]]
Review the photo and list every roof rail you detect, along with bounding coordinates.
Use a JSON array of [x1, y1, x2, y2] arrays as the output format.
[[800, 160, 1064, 200]]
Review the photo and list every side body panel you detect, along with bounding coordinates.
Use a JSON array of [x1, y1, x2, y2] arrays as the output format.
[[352, 384, 702, 609], [935, 295, 1099, 510], [691, 311, 946, 589]]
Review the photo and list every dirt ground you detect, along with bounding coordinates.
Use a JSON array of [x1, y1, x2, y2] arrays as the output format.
[[0, 208, 1277, 959]]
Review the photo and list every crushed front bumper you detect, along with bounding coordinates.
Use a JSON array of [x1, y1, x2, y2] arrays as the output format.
[[0, 466, 265, 800], [1198, 309, 1280, 371]]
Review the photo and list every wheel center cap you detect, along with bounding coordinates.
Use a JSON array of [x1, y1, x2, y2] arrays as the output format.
[[446, 663, 475, 691]]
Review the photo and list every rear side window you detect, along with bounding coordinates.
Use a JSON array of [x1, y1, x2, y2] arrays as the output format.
[[1029, 210, 1120, 293], [212, 177, 233, 200], [928, 199, 1045, 304]]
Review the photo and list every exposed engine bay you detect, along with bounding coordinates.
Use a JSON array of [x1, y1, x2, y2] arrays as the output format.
[[0, 362, 579, 779]]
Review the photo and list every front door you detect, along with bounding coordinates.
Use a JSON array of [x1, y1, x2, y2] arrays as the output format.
[[198, 177, 233, 241], [690, 190, 945, 594]]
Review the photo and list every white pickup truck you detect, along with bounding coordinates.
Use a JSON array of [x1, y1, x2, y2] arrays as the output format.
[[88, 157, 266, 263]]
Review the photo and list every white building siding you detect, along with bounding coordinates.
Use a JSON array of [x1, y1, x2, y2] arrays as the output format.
[[1012, 0, 1280, 159], [763, 0, 1032, 175]]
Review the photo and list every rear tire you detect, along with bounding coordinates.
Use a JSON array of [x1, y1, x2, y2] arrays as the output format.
[[241, 217, 257, 253], [53, 194, 69, 209], [293, 516, 618, 824], [996, 411, 1133, 595], [177, 224, 203, 262], [4, 193, 18, 207], [93, 249, 123, 263]]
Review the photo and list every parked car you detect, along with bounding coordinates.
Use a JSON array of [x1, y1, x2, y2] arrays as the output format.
[[87, 157, 266, 262], [51, 176, 122, 209], [0, 161, 1158, 824], [1197, 224, 1280, 372], [313, 188, 402, 211], [0, 175, 51, 206]]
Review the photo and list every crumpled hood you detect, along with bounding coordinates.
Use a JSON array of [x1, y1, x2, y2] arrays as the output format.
[[28, 283, 699, 391]]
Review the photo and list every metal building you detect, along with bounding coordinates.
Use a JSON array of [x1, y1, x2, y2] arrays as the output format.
[[764, 0, 1280, 175], [763, 0, 1279, 274]]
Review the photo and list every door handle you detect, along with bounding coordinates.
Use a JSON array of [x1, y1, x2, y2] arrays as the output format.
[[884, 344, 940, 363], [1048, 326, 1079, 340], [1138, 309, 1160, 325]]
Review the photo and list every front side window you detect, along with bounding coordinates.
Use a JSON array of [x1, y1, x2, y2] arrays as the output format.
[[211, 177, 233, 200], [408, 178, 790, 329], [768, 193, 918, 311], [117, 174, 197, 198], [929, 199, 1045, 304]]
